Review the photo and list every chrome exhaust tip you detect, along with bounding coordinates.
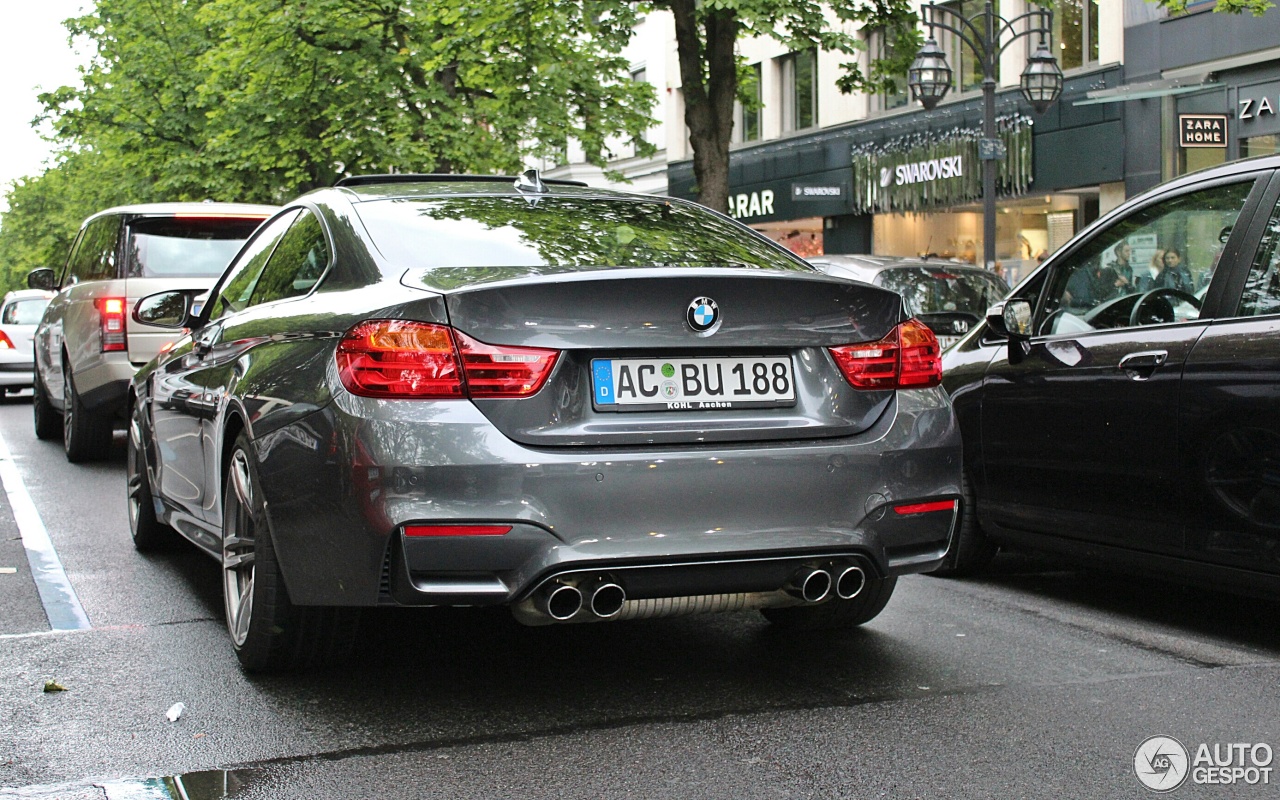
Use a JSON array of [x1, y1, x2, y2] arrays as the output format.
[[835, 565, 866, 600], [786, 567, 833, 604], [537, 582, 583, 621], [588, 581, 627, 619]]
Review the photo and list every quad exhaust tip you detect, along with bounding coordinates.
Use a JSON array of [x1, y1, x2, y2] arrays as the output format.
[[539, 582, 584, 621], [588, 581, 627, 619], [835, 565, 866, 600], [787, 567, 833, 604]]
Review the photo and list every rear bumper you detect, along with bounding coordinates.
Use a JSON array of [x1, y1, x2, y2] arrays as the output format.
[[71, 358, 135, 417], [254, 388, 961, 607]]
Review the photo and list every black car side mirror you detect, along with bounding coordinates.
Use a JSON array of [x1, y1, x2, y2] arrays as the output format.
[[26, 268, 56, 292], [987, 300, 1033, 364], [134, 291, 196, 329]]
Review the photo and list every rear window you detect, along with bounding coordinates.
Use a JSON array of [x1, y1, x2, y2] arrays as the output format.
[[873, 267, 1009, 317], [355, 197, 810, 272], [2, 298, 49, 325], [125, 216, 266, 279]]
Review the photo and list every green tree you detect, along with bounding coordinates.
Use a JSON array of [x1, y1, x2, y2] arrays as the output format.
[[648, 0, 920, 214]]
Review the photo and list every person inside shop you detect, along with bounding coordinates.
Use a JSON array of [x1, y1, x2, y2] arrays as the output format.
[[1137, 247, 1193, 293], [1162, 247, 1195, 292], [1063, 257, 1125, 311], [1110, 241, 1135, 293]]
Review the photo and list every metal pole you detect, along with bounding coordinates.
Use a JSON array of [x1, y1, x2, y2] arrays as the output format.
[[982, 1, 997, 271]]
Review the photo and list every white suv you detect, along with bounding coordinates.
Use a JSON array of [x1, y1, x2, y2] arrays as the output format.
[[29, 202, 276, 461]]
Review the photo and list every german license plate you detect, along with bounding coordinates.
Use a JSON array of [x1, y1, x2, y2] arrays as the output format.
[[591, 356, 795, 412]]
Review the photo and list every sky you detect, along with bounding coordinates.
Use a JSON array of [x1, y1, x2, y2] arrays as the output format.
[[0, 2, 90, 207]]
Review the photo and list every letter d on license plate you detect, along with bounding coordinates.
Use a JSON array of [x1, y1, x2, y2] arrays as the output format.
[[592, 356, 795, 412]]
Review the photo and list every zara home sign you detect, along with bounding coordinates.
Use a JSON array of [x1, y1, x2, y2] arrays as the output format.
[[1179, 114, 1227, 148]]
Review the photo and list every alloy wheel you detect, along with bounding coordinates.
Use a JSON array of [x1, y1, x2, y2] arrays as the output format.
[[222, 450, 258, 647]]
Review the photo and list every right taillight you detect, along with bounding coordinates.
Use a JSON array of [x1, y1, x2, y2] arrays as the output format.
[[335, 320, 559, 399], [98, 297, 127, 353], [829, 318, 942, 390], [336, 320, 465, 399]]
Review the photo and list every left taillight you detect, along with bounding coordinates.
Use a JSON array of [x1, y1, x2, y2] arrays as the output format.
[[0, 331, 14, 350], [98, 297, 127, 352], [335, 320, 559, 400], [828, 318, 942, 390]]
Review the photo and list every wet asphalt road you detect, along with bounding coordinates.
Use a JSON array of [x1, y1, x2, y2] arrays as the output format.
[[0, 395, 1278, 799]]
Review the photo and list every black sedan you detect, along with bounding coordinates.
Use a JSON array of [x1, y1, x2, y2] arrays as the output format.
[[128, 173, 961, 672], [939, 155, 1280, 593]]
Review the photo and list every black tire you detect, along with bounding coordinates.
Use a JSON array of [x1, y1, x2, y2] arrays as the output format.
[[928, 471, 998, 578], [32, 370, 62, 441], [62, 365, 113, 462], [126, 406, 176, 551], [761, 574, 898, 631], [222, 432, 359, 672]]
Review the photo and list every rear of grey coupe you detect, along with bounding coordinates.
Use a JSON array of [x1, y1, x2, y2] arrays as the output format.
[[130, 175, 962, 671]]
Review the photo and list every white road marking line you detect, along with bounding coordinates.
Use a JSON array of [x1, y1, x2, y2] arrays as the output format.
[[0, 429, 90, 630]]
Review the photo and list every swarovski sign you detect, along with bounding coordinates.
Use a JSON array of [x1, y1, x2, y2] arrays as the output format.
[[882, 155, 965, 187], [851, 115, 1034, 214]]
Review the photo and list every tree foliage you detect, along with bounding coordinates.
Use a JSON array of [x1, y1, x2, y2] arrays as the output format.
[[646, 0, 919, 214], [0, 0, 656, 290]]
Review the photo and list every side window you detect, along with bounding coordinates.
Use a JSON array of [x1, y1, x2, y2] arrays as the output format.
[[248, 210, 330, 307], [67, 216, 121, 284], [1239, 200, 1280, 317], [1038, 181, 1253, 335], [207, 210, 300, 322]]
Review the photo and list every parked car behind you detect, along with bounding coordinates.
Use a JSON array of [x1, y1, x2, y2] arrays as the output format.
[[28, 202, 277, 462], [807, 255, 1010, 350], [0, 289, 54, 393], [128, 172, 962, 672], [938, 155, 1280, 593]]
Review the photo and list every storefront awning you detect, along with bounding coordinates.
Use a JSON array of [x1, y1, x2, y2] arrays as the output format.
[[1072, 76, 1221, 106]]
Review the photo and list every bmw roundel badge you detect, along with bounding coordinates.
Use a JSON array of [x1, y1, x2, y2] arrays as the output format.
[[686, 296, 720, 334]]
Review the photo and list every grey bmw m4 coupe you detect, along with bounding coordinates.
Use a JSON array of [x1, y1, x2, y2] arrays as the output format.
[[128, 172, 961, 671]]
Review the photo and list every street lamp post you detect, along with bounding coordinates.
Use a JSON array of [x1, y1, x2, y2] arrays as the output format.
[[907, 2, 1064, 271]]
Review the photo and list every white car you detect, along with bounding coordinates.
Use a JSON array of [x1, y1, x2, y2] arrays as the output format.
[[0, 289, 54, 393]]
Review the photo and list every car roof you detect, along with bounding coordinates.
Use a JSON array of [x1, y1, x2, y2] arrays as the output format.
[[82, 201, 280, 225], [809, 254, 994, 275], [329, 177, 659, 204], [2, 289, 54, 302]]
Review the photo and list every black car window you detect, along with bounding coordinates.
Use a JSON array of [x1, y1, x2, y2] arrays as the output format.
[[1239, 199, 1280, 318], [67, 216, 121, 284], [1038, 181, 1253, 335], [125, 216, 266, 279], [873, 267, 1009, 318], [207, 210, 300, 322], [248, 210, 330, 307], [355, 196, 810, 272]]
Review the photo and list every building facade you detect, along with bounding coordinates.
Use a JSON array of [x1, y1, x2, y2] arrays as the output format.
[[544, 1, 1280, 281]]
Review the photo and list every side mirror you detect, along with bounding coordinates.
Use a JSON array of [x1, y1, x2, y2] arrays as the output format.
[[134, 291, 194, 329], [1001, 300, 1033, 339], [26, 268, 56, 292]]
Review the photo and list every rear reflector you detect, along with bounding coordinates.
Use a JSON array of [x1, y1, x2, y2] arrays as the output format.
[[829, 318, 942, 390], [98, 297, 127, 352], [336, 319, 558, 399], [403, 525, 513, 537], [893, 500, 958, 516]]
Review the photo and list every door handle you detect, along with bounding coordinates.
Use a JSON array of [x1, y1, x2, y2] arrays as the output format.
[[1119, 350, 1168, 380]]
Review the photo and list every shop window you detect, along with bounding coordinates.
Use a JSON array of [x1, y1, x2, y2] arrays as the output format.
[[1243, 134, 1280, 158], [780, 50, 818, 132], [869, 28, 909, 112], [734, 63, 762, 143], [939, 0, 997, 93], [1051, 0, 1099, 72]]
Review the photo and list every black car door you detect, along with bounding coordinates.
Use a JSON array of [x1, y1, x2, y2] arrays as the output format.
[[1181, 172, 1280, 582], [977, 175, 1266, 556]]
